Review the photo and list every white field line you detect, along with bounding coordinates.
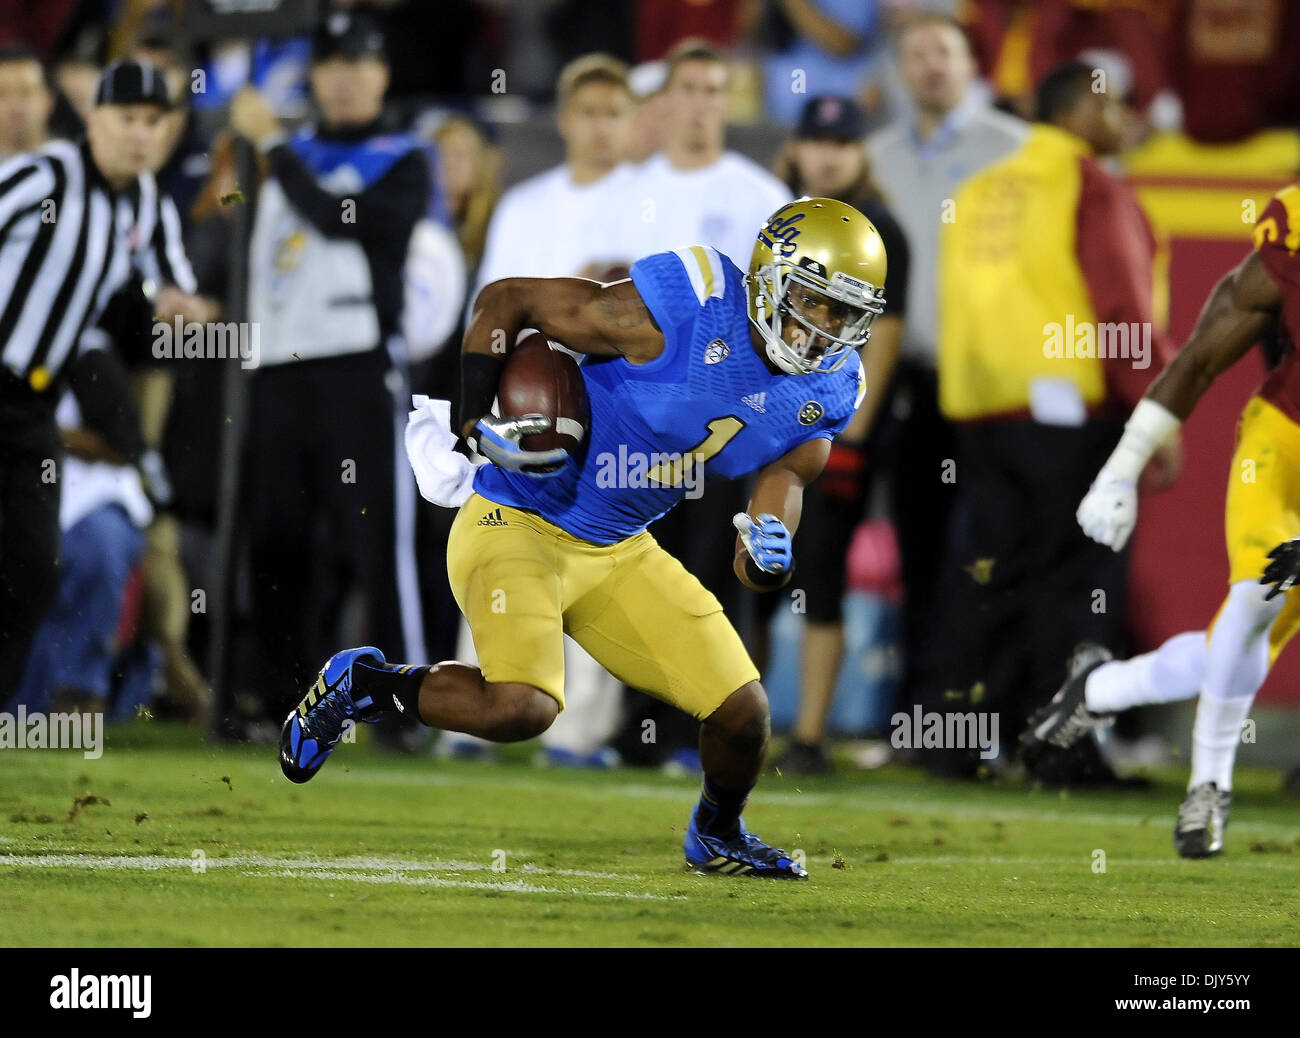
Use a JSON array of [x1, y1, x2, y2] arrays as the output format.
[[335, 769, 1300, 836], [0, 853, 687, 900], [258, 868, 686, 900], [0, 853, 628, 878], [816, 854, 1300, 870]]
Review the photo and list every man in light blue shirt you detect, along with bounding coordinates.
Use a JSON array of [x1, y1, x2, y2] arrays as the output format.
[[764, 0, 885, 126]]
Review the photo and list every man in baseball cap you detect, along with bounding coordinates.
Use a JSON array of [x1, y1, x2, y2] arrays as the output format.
[[307, 11, 389, 129], [227, 6, 435, 743], [795, 93, 867, 143], [312, 9, 386, 62], [767, 93, 911, 777]]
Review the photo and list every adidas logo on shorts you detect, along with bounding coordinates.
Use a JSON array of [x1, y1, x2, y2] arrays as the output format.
[[478, 507, 508, 527]]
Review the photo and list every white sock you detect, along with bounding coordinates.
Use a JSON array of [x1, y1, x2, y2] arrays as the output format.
[[1084, 631, 1207, 713], [1189, 693, 1254, 791], [1186, 580, 1284, 792]]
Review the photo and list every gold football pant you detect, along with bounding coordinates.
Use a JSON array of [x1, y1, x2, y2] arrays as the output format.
[[1222, 395, 1300, 661], [446, 492, 759, 719]]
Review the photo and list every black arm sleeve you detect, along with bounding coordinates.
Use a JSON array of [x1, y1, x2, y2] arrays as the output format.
[[266, 145, 432, 244], [459, 352, 505, 435], [67, 347, 144, 462]]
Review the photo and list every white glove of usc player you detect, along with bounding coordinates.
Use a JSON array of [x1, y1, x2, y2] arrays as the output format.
[[1076, 466, 1139, 551], [1077, 399, 1181, 552]]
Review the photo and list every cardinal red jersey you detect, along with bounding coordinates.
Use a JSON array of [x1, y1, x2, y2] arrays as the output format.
[[1253, 186, 1300, 424]]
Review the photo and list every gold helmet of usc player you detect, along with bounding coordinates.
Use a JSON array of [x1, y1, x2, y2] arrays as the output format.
[[745, 196, 887, 375]]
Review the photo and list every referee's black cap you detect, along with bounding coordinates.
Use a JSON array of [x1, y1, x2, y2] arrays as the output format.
[[94, 59, 173, 110], [312, 10, 387, 63]]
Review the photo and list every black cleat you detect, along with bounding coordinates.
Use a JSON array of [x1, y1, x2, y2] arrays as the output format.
[[773, 739, 833, 776], [1021, 642, 1115, 756], [1175, 782, 1231, 858]]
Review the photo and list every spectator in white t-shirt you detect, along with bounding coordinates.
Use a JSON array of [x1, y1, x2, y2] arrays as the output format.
[[614, 39, 791, 271], [474, 53, 638, 300]]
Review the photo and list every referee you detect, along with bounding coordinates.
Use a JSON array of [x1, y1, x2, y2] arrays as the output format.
[[0, 59, 202, 701]]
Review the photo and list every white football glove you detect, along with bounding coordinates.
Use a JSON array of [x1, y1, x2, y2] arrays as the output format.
[[1077, 466, 1138, 552]]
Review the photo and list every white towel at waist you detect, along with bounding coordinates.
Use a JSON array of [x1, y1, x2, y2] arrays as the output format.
[[404, 395, 481, 507]]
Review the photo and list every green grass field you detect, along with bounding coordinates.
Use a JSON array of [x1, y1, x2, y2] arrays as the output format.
[[2, 723, 1298, 947]]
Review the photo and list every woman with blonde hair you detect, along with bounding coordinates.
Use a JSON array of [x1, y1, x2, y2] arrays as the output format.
[[432, 114, 501, 274]]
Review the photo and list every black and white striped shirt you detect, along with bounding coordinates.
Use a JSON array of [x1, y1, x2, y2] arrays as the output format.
[[0, 137, 196, 395]]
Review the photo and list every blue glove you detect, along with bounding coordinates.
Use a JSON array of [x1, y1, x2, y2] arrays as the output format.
[[470, 414, 568, 476], [732, 512, 793, 574]]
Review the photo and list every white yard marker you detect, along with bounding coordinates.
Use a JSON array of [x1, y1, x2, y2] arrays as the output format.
[[0, 853, 687, 900]]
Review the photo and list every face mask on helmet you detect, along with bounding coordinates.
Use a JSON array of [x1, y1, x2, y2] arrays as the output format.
[[750, 260, 884, 375]]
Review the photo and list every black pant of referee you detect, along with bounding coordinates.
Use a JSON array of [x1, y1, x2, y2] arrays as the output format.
[[245, 350, 426, 720], [0, 379, 61, 703]]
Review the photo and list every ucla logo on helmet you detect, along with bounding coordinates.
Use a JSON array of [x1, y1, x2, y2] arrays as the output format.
[[704, 338, 730, 364], [759, 209, 805, 257], [798, 400, 824, 426]]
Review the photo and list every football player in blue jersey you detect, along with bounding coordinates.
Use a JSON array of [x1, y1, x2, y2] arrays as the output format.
[[281, 197, 888, 879]]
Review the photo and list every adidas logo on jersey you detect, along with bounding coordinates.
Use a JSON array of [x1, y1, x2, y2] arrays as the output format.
[[478, 508, 508, 527], [741, 392, 767, 413], [704, 339, 730, 364]]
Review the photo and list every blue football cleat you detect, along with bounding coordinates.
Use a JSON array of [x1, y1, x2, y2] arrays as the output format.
[[279, 646, 386, 783], [683, 809, 809, 879]]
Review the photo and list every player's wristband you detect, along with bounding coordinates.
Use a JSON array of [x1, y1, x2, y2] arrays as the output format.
[[1104, 398, 1181, 482], [745, 556, 793, 590], [459, 352, 505, 438]]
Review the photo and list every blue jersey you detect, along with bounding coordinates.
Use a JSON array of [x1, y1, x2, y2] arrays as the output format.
[[474, 246, 864, 544]]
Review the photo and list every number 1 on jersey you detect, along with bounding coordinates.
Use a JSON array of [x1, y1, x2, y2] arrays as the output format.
[[647, 416, 745, 486]]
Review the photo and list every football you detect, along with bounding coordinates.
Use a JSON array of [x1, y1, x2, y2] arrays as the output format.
[[496, 331, 590, 471]]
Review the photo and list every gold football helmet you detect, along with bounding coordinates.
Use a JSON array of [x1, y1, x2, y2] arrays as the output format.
[[746, 197, 888, 375]]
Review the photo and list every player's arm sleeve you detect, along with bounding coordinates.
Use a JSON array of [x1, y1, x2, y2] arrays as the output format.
[[137, 191, 198, 294], [267, 144, 431, 244], [0, 155, 55, 235], [1075, 158, 1171, 407]]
